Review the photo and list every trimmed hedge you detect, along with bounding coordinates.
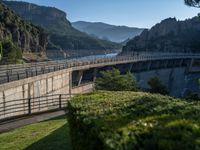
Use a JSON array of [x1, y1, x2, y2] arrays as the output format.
[[68, 91, 200, 150]]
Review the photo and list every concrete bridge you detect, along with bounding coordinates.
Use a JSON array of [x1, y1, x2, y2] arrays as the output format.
[[0, 53, 200, 121]]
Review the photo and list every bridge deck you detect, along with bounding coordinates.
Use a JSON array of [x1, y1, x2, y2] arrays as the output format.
[[0, 53, 199, 84]]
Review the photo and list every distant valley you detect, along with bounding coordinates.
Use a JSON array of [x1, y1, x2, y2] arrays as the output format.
[[72, 21, 145, 43]]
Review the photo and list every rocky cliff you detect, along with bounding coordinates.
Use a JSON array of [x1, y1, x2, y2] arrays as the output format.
[[0, 2, 48, 53], [122, 17, 200, 53], [3, 1, 72, 36], [4, 1, 121, 53]]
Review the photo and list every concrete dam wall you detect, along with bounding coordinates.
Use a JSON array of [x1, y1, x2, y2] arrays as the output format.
[[135, 67, 200, 97]]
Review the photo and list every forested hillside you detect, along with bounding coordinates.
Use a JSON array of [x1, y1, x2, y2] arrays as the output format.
[[4, 1, 121, 53], [0, 2, 48, 64]]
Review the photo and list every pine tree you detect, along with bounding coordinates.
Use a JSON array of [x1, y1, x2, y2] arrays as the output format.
[[185, 0, 200, 7]]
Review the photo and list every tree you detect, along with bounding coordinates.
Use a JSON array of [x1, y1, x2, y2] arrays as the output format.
[[148, 76, 168, 95], [0, 42, 2, 61], [2, 40, 22, 64], [185, 0, 200, 7], [95, 68, 137, 91]]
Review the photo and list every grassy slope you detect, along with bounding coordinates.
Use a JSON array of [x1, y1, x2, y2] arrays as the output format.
[[69, 91, 200, 150], [0, 116, 71, 150]]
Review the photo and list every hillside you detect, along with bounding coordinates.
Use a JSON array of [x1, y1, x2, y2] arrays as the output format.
[[72, 21, 144, 43], [122, 17, 200, 54], [3, 1, 121, 54], [0, 2, 48, 63]]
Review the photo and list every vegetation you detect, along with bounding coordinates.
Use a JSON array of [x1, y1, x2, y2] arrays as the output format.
[[68, 91, 200, 150], [185, 0, 200, 7], [0, 116, 71, 150], [95, 69, 137, 91], [0, 42, 2, 61], [122, 17, 200, 54], [4, 1, 121, 51], [148, 76, 168, 95], [185, 92, 200, 101], [1, 40, 22, 64], [0, 3, 47, 63], [50, 33, 121, 51]]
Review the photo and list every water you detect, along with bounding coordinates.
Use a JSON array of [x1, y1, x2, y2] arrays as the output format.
[[78, 53, 118, 60]]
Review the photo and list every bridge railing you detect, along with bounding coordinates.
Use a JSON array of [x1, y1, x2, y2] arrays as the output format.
[[0, 53, 200, 84], [0, 94, 71, 122]]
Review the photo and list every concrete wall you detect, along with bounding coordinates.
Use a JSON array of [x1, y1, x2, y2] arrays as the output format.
[[0, 69, 72, 119], [72, 83, 94, 94], [1, 62, 200, 120], [135, 67, 200, 97]]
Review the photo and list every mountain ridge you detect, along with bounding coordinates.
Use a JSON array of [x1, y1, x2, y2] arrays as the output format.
[[3, 0, 121, 58], [72, 21, 145, 43], [122, 17, 200, 54]]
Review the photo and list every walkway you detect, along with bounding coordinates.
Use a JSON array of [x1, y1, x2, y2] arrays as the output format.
[[0, 110, 65, 133]]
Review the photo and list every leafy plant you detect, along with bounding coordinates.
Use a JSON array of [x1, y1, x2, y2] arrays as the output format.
[[68, 91, 200, 150], [2, 40, 22, 64], [148, 76, 168, 95], [95, 68, 137, 91]]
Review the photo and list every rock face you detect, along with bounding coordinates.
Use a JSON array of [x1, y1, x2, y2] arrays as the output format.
[[4, 1, 121, 52], [3, 1, 72, 36], [122, 17, 200, 53], [0, 2, 48, 53]]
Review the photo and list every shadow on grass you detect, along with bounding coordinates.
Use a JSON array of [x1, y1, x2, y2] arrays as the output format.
[[25, 118, 71, 150]]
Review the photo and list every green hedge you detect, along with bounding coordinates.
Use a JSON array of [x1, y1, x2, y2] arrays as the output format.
[[68, 91, 200, 150]]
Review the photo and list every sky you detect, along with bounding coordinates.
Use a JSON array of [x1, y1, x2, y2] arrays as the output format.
[[11, 0, 200, 28]]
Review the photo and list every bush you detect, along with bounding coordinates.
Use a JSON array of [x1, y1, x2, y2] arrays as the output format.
[[185, 92, 200, 101], [148, 76, 168, 95], [2, 40, 22, 64], [68, 91, 200, 150], [95, 69, 137, 91]]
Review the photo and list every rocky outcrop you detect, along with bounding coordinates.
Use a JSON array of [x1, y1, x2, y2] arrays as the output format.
[[4, 1, 121, 52], [0, 2, 48, 53], [122, 17, 200, 53], [3, 1, 71, 35]]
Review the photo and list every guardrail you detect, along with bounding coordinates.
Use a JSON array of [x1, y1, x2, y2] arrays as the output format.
[[0, 94, 71, 122], [0, 53, 200, 84]]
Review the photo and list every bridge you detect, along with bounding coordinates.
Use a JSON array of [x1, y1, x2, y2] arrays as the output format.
[[0, 53, 200, 121]]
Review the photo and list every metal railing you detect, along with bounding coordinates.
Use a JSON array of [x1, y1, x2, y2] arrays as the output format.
[[0, 94, 71, 122], [0, 53, 200, 84]]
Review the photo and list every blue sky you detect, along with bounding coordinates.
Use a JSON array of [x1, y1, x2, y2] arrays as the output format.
[[11, 0, 200, 28]]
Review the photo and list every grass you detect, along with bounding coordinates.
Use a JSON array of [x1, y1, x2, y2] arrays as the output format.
[[0, 115, 71, 150], [68, 91, 200, 150]]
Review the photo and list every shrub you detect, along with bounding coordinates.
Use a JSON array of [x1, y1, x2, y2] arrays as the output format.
[[185, 92, 200, 101], [148, 76, 168, 95], [2, 40, 22, 64], [68, 91, 200, 150], [95, 69, 137, 91]]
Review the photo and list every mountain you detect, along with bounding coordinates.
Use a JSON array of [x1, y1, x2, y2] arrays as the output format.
[[3, 1, 121, 58], [72, 21, 145, 43], [0, 2, 48, 64], [122, 17, 200, 54]]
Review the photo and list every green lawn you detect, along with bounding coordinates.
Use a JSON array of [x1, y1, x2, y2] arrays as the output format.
[[0, 115, 71, 150]]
